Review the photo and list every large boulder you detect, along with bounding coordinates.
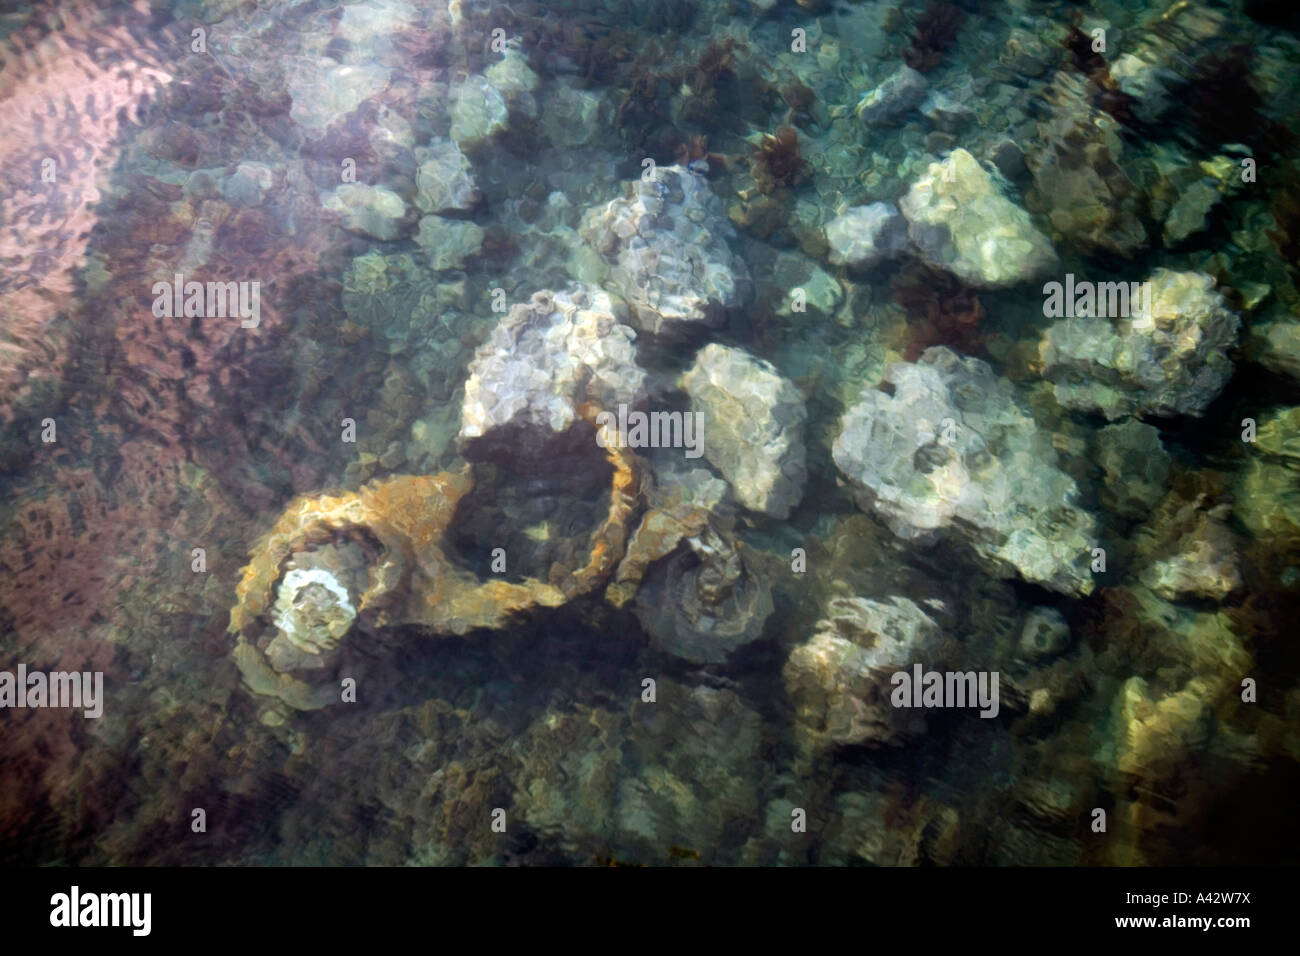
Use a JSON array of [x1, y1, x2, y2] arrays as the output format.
[[1039, 268, 1240, 419], [580, 165, 750, 335], [458, 286, 646, 449], [832, 346, 1096, 595]]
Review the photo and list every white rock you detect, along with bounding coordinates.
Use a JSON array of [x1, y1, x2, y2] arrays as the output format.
[[680, 344, 807, 519], [833, 347, 1096, 595], [825, 202, 908, 269], [579, 165, 750, 335], [1039, 269, 1240, 419], [322, 183, 408, 240], [459, 286, 646, 445], [899, 148, 1058, 288]]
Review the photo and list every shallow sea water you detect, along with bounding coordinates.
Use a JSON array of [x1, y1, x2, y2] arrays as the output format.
[[1, 0, 1299, 866]]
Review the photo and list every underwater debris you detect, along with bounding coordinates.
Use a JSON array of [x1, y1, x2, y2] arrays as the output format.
[[633, 521, 773, 664], [229, 419, 642, 711]]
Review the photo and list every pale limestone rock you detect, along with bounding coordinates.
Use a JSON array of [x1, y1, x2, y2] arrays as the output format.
[[580, 165, 750, 335], [1039, 269, 1240, 419], [322, 183, 408, 240], [680, 344, 807, 519], [899, 148, 1058, 288], [458, 286, 646, 445], [833, 346, 1096, 595]]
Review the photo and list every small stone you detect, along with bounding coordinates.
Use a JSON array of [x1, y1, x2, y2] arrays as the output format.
[[854, 65, 928, 126], [825, 202, 909, 269], [1019, 607, 1071, 660], [322, 183, 408, 240]]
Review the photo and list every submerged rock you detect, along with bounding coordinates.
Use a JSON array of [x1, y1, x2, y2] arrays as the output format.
[[1039, 268, 1241, 419], [854, 64, 928, 126], [511, 681, 763, 861], [1162, 179, 1221, 246], [415, 138, 480, 215], [1094, 420, 1172, 520], [449, 74, 509, 148], [768, 250, 843, 321], [1107, 3, 1226, 127], [1137, 496, 1242, 603], [1250, 318, 1300, 383], [1018, 606, 1071, 661], [322, 183, 409, 240], [785, 595, 945, 753], [899, 148, 1058, 288], [919, 89, 975, 131], [833, 347, 1096, 595], [679, 344, 807, 519], [579, 164, 750, 335], [288, 60, 390, 135], [1024, 73, 1147, 257], [416, 216, 484, 271], [825, 202, 909, 269], [458, 286, 646, 448], [539, 84, 604, 147], [221, 162, 275, 207]]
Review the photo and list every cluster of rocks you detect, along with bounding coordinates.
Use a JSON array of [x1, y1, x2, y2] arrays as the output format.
[[823, 150, 1058, 288]]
